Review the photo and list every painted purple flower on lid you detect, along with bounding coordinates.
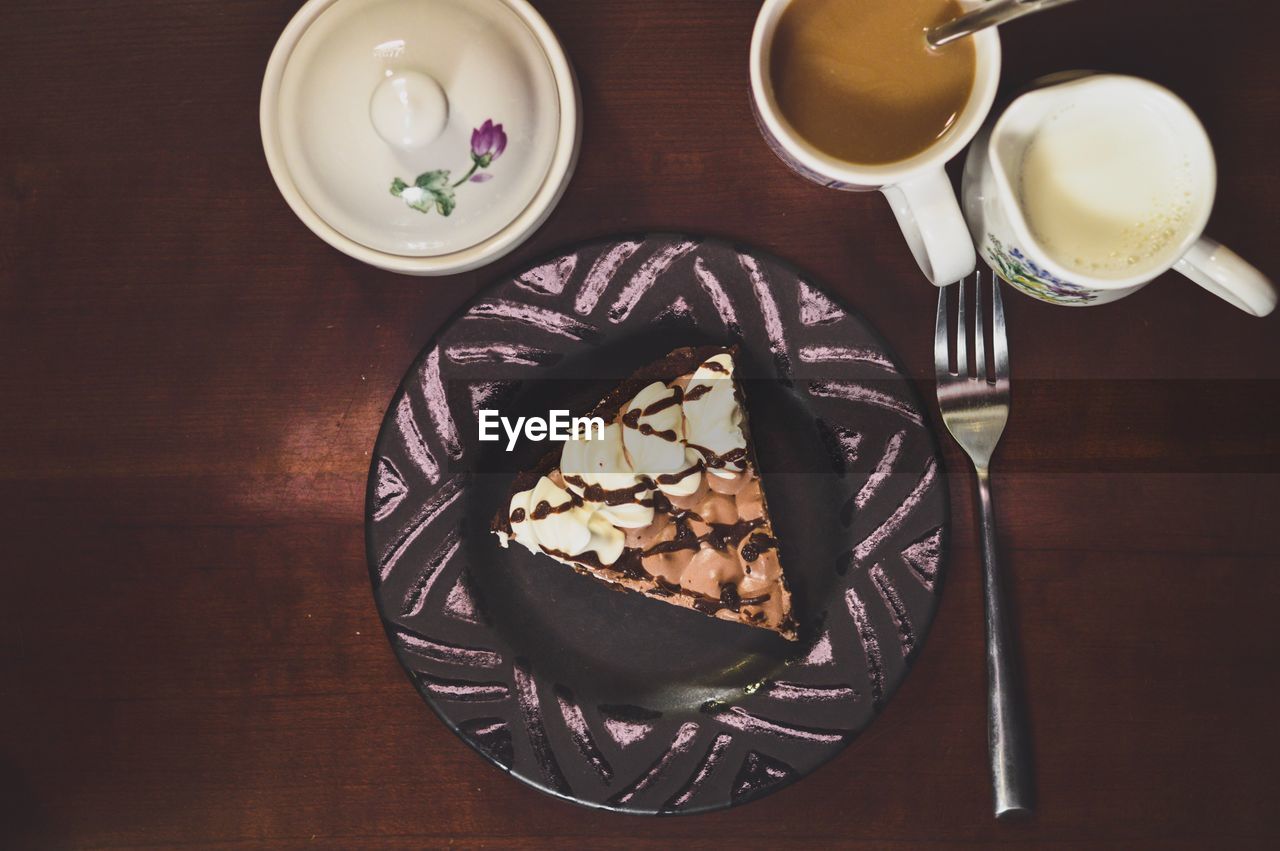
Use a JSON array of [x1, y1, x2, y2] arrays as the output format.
[[390, 118, 509, 215], [471, 119, 507, 167]]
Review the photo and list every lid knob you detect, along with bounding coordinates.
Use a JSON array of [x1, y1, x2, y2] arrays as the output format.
[[370, 70, 449, 149]]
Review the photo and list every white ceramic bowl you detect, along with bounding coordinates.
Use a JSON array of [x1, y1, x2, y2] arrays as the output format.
[[261, 0, 580, 275]]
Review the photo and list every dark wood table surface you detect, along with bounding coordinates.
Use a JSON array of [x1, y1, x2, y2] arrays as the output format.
[[3, 0, 1279, 847]]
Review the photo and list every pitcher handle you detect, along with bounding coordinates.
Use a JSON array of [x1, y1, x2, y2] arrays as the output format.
[[1173, 237, 1276, 317], [881, 168, 977, 287]]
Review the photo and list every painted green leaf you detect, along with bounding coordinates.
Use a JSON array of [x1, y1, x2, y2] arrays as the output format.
[[415, 170, 450, 191], [390, 177, 408, 197]]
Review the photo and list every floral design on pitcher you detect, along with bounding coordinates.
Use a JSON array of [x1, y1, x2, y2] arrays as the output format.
[[985, 235, 1097, 305], [390, 119, 508, 216]]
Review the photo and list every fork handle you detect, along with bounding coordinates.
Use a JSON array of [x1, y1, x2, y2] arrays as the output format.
[[976, 467, 1034, 818]]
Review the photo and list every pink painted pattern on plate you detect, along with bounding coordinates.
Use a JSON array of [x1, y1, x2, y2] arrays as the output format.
[[365, 235, 947, 815]]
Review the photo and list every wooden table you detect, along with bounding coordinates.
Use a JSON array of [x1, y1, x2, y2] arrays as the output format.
[[2, 0, 1278, 847]]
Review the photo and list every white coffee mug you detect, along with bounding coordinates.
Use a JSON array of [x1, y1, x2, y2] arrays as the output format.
[[962, 73, 1277, 315], [749, 0, 1002, 287]]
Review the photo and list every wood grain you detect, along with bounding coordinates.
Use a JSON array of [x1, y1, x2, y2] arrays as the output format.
[[1, 0, 1278, 847]]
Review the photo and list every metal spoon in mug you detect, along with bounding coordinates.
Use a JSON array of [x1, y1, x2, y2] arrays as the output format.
[[927, 0, 1082, 49]]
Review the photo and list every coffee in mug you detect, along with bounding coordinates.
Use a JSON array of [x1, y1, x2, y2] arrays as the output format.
[[751, 0, 1002, 287], [769, 0, 976, 165]]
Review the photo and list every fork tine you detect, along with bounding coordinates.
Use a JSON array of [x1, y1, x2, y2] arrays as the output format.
[[974, 271, 987, 382], [992, 274, 1009, 381], [934, 285, 951, 377], [956, 275, 968, 377]]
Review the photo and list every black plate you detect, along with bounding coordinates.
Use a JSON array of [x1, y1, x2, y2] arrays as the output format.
[[365, 236, 948, 814]]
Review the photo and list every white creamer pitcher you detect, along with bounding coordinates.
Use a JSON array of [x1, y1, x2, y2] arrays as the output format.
[[963, 73, 1276, 315]]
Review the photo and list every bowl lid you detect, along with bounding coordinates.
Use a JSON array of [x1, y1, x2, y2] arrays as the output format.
[[270, 0, 564, 258]]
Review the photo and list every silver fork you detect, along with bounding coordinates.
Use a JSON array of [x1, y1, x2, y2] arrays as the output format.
[[935, 271, 1033, 818]]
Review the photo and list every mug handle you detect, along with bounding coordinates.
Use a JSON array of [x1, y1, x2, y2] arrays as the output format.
[[881, 168, 977, 287], [1173, 237, 1277, 317]]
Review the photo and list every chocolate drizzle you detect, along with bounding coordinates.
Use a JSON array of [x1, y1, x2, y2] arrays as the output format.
[[656, 463, 702, 486], [653, 576, 681, 596], [692, 595, 722, 614], [542, 546, 646, 581], [687, 582, 770, 615], [621, 408, 678, 442], [719, 582, 740, 611], [705, 518, 765, 551], [641, 514, 701, 557], [641, 386, 683, 415], [688, 443, 747, 470], [530, 490, 583, 520], [563, 474, 652, 506], [682, 383, 712, 402], [740, 532, 778, 563], [614, 549, 649, 580]]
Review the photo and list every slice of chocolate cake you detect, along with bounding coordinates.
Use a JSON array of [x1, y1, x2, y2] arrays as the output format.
[[492, 346, 797, 639]]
